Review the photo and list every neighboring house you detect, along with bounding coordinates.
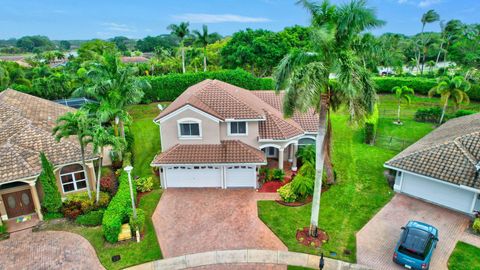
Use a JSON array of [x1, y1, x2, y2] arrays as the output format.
[[151, 79, 318, 189], [0, 89, 97, 223], [121, 56, 149, 64], [385, 113, 480, 215]]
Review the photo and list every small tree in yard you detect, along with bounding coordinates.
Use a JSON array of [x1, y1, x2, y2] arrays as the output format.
[[428, 76, 471, 124], [38, 152, 62, 213], [392, 86, 414, 125]]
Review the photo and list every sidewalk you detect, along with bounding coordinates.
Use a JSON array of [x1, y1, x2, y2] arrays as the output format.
[[126, 249, 371, 270]]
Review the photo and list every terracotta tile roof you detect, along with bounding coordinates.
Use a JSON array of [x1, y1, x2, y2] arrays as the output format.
[[151, 140, 266, 165], [0, 89, 96, 183], [121, 56, 149, 63], [386, 113, 480, 189], [155, 80, 316, 140]]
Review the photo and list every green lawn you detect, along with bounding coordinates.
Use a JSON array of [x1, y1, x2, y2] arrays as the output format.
[[448, 241, 480, 270], [41, 189, 163, 270]]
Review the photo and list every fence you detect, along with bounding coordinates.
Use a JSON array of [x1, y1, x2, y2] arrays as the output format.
[[374, 135, 415, 151]]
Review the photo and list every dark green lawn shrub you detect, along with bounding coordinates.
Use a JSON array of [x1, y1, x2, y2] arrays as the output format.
[[454, 109, 476, 118], [414, 107, 442, 123], [38, 152, 62, 213], [0, 224, 7, 234], [129, 208, 146, 233], [142, 69, 274, 102], [364, 105, 379, 145], [102, 172, 137, 243], [76, 210, 104, 226], [272, 169, 285, 181]]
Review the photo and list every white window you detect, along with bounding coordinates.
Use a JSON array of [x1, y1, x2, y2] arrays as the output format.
[[60, 164, 87, 193], [177, 118, 202, 138], [228, 121, 247, 136]]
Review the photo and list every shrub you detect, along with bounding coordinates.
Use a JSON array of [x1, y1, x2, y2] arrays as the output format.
[[135, 177, 154, 192], [64, 191, 110, 214], [76, 210, 104, 226], [62, 201, 82, 220], [278, 183, 297, 203], [272, 169, 285, 181], [0, 224, 7, 234], [142, 69, 274, 102], [290, 175, 315, 200], [258, 167, 269, 183], [100, 173, 118, 195], [364, 105, 379, 145], [454, 109, 476, 118], [373, 77, 436, 95], [38, 152, 62, 213], [473, 218, 480, 234], [129, 208, 146, 233], [414, 107, 443, 123], [102, 172, 137, 243], [122, 152, 132, 168]]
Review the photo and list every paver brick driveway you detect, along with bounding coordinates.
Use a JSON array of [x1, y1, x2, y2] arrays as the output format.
[[357, 194, 470, 270], [0, 230, 103, 270], [152, 189, 287, 258]]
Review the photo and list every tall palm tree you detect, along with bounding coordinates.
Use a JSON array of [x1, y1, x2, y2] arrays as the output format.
[[275, 0, 383, 236], [92, 124, 124, 203], [73, 53, 149, 139], [392, 86, 414, 124], [419, 9, 440, 74], [168, 22, 190, 73], [428, 76, 471, 124], [53, 110, 96, 199], [193, 25, 220, 72]]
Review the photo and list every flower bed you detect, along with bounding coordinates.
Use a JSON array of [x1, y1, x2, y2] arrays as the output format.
[[296, 227, 328, 248]]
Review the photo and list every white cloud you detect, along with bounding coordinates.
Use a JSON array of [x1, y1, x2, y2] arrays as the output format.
[[172, 13, 271, 23], [418, 0, 442, 8], [101, 22, 135, 32]]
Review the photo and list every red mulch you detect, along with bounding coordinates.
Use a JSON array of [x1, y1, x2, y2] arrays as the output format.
[[258, 177, 292, 193], [276, 196, 312, 207], [296, 227, 329, 248]]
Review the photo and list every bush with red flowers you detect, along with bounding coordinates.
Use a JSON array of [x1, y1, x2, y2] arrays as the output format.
[[100, 173, 118, 196]]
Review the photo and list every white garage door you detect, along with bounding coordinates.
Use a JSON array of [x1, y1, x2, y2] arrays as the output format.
[[226, 166, 256, 188], [401, 173, 474, 213], [164, 166, 222, 188]]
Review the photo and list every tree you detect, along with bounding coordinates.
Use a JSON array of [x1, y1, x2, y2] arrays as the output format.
[[92, 125, 124, 203], [52, 110, 96, 199], [59, 40, 71, 51], [275, 0, 383, 236], [419, 10, 440, 74], [428, 76, 471, 124], [193, 25, 221, 71], [76, 39, 116, 62], [38, 152, 62, 213], [168, 22, 190, 73], [392, 86, 414, 124]]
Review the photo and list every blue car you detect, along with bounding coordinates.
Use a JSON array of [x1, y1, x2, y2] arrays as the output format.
[[393, 221, 439, 270]]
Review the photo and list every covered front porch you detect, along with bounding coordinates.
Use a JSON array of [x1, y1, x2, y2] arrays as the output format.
[[259, 136, 316, 172]]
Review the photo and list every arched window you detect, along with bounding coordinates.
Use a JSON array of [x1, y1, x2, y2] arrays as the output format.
[[298, 138, 316, 146], [60, 164, 87, 193]]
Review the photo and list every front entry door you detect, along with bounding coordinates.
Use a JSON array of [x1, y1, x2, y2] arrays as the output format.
[[2, 189, 35, 218]]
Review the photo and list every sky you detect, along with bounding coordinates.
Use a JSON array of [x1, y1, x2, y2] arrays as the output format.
[[1, 0, 479, 40]]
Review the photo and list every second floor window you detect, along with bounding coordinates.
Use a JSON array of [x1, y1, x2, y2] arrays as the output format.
[[180, 123, 200, 136], [229, 122, 247, 135]]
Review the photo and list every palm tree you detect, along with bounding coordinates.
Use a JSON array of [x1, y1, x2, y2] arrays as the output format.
[[92, 125, 124, 203], [53, 110, 96, 199], [392, 86, 414, 125], [275, 0, 383, 236], [73, 53, 149, 139], [428, 76, 471, 124], [419, 9, 440, 74], [193, 25, 220, 72], [168, 22, 190, 73]]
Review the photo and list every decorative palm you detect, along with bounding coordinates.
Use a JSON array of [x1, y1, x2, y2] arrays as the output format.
[[275, 0, 383, 236], [392, 86, 414, 125], [419, 9, 440, 74], [193, 25, 220, 72], [168, 22, 190, 73], [53, 110, 97, 199], [92, 125, 124, 203], [428, 76, 471, 124]]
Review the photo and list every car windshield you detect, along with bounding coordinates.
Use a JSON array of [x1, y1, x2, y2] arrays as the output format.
[[398, 227, 433, 260]]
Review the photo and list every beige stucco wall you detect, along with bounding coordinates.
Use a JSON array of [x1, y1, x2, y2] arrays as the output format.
[[219, 121, 260, 148], [160, 108, 220, 151]]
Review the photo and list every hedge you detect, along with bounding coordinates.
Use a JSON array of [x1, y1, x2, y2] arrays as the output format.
[[102, 171, 137, 243], [141, 69, 274, 102]]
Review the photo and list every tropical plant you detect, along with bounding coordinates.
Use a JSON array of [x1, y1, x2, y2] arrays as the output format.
[[167, 22, 190, 73], [290, 175, 315, 200], [275, 0, 383, 236], [277, 183, 297, 203], [52, 110, 96, 199], [419, 9, 440, 74], [428, 76, 471, 124], [392, 86, 414, 124], [193, 25, 221, 71]]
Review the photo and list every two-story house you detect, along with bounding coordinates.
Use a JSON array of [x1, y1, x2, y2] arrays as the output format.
[[151, 79, 318, 189]]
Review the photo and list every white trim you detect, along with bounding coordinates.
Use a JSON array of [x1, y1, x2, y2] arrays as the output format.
[[177, 118, 202, 139], [227, 121, 248, 136], [470, 192, 477, 213], [152, 162, 266, 167], [385, 164, 480, 193], [158, 105, 221, 123], [59, 164, 88, 193], [258, 134, 304, 143], [258, 144, 282, 150], [225, 118, 265, 122]]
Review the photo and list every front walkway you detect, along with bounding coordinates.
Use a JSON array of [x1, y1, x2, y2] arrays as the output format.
[[0, 230, 104, 270], [357, 194, 472, 270], [127, 249, 371, 270], [152, 189, 287, 260]]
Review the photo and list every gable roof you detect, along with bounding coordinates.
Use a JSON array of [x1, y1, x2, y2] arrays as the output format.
[[151, 140, 266, 165], [155, 80, 317, 140], [0, 89, 96, 184], [386, 113, 480, 189]]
